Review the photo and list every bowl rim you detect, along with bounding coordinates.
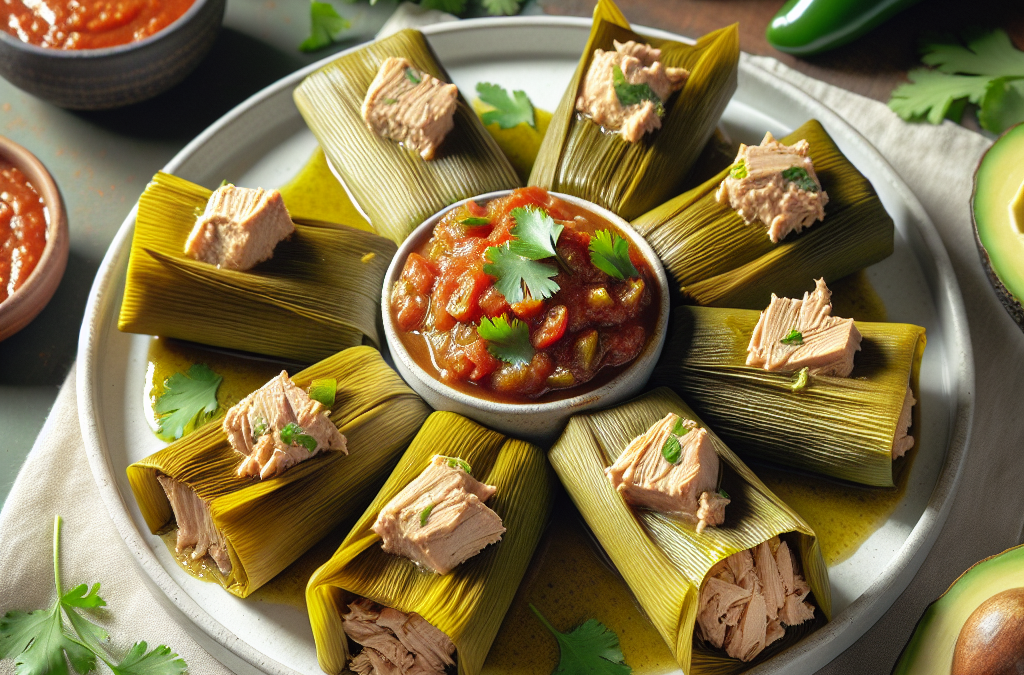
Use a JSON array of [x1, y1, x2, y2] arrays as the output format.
[[0, 0, 216, 58], [0, 135, 69, 341], [381, 188, 672, 416]]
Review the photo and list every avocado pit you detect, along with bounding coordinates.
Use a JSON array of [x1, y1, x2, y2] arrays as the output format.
[[951, 587, 1024, 675]]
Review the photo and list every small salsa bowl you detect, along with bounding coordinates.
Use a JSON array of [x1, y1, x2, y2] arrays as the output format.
[[0, 136, 69, 341], [382, 190, 670, 443]]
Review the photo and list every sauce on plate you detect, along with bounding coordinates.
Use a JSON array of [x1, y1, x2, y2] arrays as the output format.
[[0, 161, 48, 304]]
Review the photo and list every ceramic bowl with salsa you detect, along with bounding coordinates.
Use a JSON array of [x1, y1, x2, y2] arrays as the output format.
[[382, 187, 670, 442]]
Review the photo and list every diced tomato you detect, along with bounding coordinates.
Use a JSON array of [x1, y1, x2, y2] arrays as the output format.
[[466, 200, 488, 218], [478, 285, 510, 318], [391, 280, 429, 331], [446, 270, 488, 323], [441, 352, 474, 381], [465, 339, 500, 381], [532, 305, 568, 348], [511, 297, 546, 320], [429, 275, 459, 332], [401, 253, 437, 295]]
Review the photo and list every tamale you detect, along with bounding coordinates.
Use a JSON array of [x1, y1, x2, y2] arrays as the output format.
[[651, 305, 926, 487], [118, 173, 396, 364], [306, 411, 556, 675], [549, 387, 831, 674], [633, 119, 894, 309], [127, 346, 430, 598], [293, 29, 521, 245], [529, 0, 739, 221]]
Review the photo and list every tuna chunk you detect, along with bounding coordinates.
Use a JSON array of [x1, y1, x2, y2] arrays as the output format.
[[156, 475, 231, 575], [716, 132, 829, 243], [362, 57, 458, 161], [576, 40, 688, 143], [342, 599, 455, 675], [223, 371, 347, 480], [746, 278, 862, 377], [184, 184, 294, 271], [696, 537, 816, 662], [892, 385, 916, 459], [372, 455, 504, 575], [605, 413, 727, 530]]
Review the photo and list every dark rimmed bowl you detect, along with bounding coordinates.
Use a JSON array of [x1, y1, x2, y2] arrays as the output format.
[[0, 136, 68, 341], [0, 0, 225, 110]]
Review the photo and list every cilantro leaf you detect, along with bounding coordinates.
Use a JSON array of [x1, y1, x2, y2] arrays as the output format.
[[444, 456, 472, 473], [419, 504, 435, 527], [477, 315, 535, 365], [154, 364, 222, 441], [280, 422, 318, 453], [780, 329, 804, 345], [420, 0, 468, 14], [529, 605, 631, 675], [480, 0, 522, 15], [108, 643, 186, 675], [404, 67, 422, 85], [508, 207, 562, 260], [729, 160, 747, 179], [718, 488, 730, 500], [298, 1, 350, 53], [889, 69, 990, 124], [460, 217, 490, 226], [671, 418, 690, 437], [483, 244, 560, 304], [662, 436, 681, 464], [589, 230, 638, 280], [476, 82, 535, 129], [979, 77, 1024, 133], [612, 65, 664, 116], [781, 166, 817, 192], [922, 29, 1024, 78]]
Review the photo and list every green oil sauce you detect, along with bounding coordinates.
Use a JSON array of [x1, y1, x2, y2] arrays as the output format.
[[277, 147, 372, 231], [160, 531, 227, 585], [482, 498, 678, 675]]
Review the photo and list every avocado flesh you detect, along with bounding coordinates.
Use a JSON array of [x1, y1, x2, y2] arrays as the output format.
[[974, 123, 1024, 330], [893, 544, 1024, 674]]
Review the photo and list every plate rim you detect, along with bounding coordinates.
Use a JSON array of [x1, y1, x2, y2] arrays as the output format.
[[76, 15, 975, 675]]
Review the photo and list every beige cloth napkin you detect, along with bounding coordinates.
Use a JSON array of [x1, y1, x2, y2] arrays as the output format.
[[2, 52, 1023, 674]]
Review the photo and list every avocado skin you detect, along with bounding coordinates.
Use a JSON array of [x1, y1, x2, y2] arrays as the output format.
[[951, 588, 1024, 675]]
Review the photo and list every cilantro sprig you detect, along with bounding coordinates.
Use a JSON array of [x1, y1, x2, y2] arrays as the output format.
[[477, 315, 535, 365], [0, 516, 187, 675], [888, 29, 1024, 133], [476, 83, 536, 129], [508, 207, 564, 261], [484, 244, 559, 305], [612, 65, 664, 116], [780, 329, 804, 346], [154, 364, 222, 441], [589, 230, 638, 280], [529, 605, 631, 675], [298, 1, 350, 53]]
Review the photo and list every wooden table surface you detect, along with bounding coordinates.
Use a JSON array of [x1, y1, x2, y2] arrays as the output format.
[[541, 0, 1024, 103]]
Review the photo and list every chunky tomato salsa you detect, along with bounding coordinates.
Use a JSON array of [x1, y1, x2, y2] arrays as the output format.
[[0, 161, 48, 304], [1, 0, 195, 49], [390, 187, 658, 402]]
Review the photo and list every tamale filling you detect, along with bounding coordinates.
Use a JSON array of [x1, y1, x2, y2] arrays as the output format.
[[343, 599, 456, 675], [156, 474, 231, 575], [184, 184, 295, 271]]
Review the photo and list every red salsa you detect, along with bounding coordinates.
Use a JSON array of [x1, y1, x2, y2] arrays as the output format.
[[1, 0, 195, 49], [0, 161, 48, 304], [390, 187, 658, 402]]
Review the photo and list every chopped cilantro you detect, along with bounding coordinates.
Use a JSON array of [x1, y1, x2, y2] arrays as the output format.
[[780, 329, 804, 345], [298, 1, 350, 53], [477, 314, 535, 365], [791, 367, 810, 392], [154, 364, 222, 441], [730, 160, 748, 179], [612, 64, 664, 117], [781, 166, 818, 192], [529, 605, 631, 675], [589, 229, 638, 280], [662, 435, 681, 464], [444, 456, 472, 473], [508, 207, 563, 261], [460, 216, 491, 226], [280, 422, 318, 453], [308, 378, 337, 409], [476, 82, 536, 129], [405, 67, 422, 85], [419, 503, 435, 527], [384, 97, 398, 105], [252, 418, 269, 439], [718, 488, 730, 500], [483, 244, 560, 304], [671, 417, 690, 437]]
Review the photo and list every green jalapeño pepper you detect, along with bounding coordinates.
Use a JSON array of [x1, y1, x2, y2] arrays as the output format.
[[766, 0, 924, 56]]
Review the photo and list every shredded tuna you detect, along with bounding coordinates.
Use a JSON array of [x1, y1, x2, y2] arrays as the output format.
[[892, 385, 916, 459], [343, 599, 455, 675], [697, 538, 816, 662], [372, 455, 504, 575], [223, 371, 347, 480], [362, 57, 458, 161], [184, 184, 294, 271], [156, 475, 231, 575], [716, 132, 829, 243], [746, 278, 862, 377], [606, 413, 728, 530], [575, 40, 688, 143]]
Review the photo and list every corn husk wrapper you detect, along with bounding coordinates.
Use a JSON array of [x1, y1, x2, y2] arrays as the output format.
[[117, 173, 396, 364], [549, 387, 831, 675], [306, 411, 556, 675], [127, 346, 430, 598], [293, 29, 521, 245], [528, 0, 739, 221], [652, 306, 926, 487], [633, 120, 895, 309]]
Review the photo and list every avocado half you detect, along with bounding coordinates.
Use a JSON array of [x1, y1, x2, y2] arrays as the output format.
[[973, 122, 1024, 332], [892, 544, 1024, 674]]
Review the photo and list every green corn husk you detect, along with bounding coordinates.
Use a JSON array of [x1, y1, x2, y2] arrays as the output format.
[[529, 0, 739, 221], [651, 306, 926, 487], [117, 172, 397, 364], [294, 29, 521, 245], [549, 387, 831, 675], [127, 346, 430, 598], [633, 119, 895, 309], [306, 411, 556, 675]]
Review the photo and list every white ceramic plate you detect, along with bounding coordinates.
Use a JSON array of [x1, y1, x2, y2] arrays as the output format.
[[78, 17, 974, 675]]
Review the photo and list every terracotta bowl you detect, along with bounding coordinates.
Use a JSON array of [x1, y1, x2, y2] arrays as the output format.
[[0, 0, 225, 110], [0, 136, 69, 342], [382, 190, 671, 444]]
